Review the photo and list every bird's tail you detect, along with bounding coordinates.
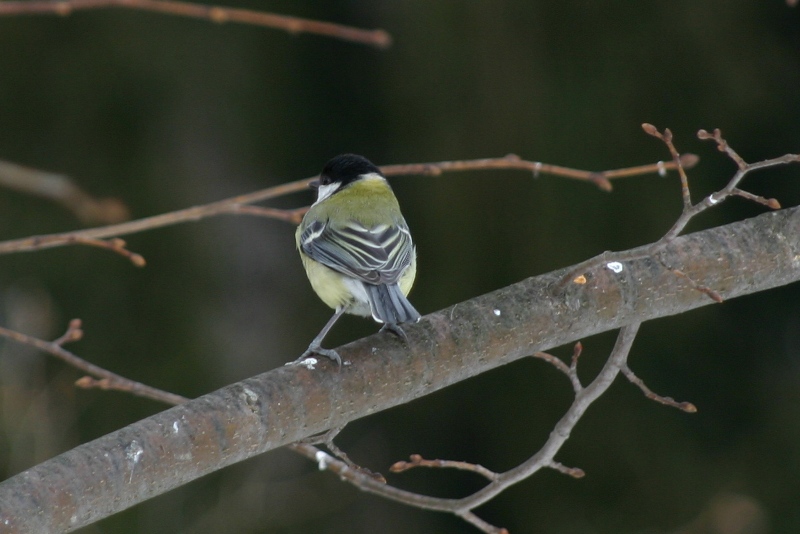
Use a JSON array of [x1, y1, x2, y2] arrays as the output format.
[[365, 284, 421, 325]]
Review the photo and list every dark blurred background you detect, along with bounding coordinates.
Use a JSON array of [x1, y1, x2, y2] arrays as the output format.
[[1, 1, 800, 533]]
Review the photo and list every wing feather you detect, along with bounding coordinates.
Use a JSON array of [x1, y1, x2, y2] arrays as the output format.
[[300, 219, 413, 285]]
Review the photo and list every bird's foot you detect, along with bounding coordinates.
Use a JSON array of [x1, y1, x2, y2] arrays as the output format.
[[288, 345, 342, 369]]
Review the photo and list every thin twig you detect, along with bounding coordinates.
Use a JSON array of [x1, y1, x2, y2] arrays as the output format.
[[731, 188, 781, 209], [698, 128, 747, 169], [53, 318, 84, 345], [621, 364, 697, 413], [297, 425, 385, 481], [71, 237, 146, 267], [548, 461, 585, 479], [569, 342, 583, 377], [532, 343, 583, 393], [0, 320, 187, 405], [0, 0, 392, 49], [380, 153, 697, 192], [0, 155, 694, 261], [0, 176, 315, 256], [390, 454, 499, 482], [227, 205, 308, 225], [531, 351, 572, 377], [0, 160, 130, 225], [558, 127, 800, 294], [642, 125, 692, 210]]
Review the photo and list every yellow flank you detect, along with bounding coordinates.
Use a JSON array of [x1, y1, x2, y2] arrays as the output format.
[[398, 253, 417, 296], [299, 253, 355, 310]]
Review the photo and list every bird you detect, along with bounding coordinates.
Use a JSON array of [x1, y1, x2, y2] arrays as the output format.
[[294, 154, 420, 366]]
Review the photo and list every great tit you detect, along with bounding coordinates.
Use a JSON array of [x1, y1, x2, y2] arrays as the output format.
[[295, 154, 420, 366]]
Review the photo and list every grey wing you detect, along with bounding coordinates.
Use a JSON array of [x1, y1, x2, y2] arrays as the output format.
[[300, 219, 413, 285]]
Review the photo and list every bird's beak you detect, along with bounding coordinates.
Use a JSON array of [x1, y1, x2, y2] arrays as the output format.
[[309, 179, 320, 190]]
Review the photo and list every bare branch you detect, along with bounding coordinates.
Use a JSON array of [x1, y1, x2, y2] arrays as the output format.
[[0, 320, 187, 406], [0, 176, 315, 256], [548, 461, 585, 479], [698, 128, 748, 169], [532, 343, 583, 393], [0, 160, 130, 224], [70, 237, 146, 267], [227, 205, 307, 225], [390, 454, 499, 482], [643, 124, 693, 209], [731, 188, 781, 209], [0, 155, 693, 260], [559, 128, 800, 293], [621, 365, 697, 413], [52, 318, 84, 346], [0, 0, 392, 48], [380, 153, 696, 192]]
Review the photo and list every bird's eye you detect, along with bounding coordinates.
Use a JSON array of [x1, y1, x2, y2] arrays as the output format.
[[319, 175, 331, 186]]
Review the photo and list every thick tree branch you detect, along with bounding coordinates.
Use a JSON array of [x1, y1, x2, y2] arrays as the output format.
[[0, 204, 798, 533]]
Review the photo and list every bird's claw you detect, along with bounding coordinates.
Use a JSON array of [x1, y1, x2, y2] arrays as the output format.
[[289, 345, 342, 369]]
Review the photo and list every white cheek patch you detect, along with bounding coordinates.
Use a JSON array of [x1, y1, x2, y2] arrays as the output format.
[[314, 182, 341, 205]]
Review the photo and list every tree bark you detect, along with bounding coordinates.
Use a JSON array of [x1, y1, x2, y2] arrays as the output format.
[[1, 205, 798, 533]]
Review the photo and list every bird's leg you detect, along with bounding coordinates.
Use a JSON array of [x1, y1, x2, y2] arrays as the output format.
[[292, 307, 346, 367]]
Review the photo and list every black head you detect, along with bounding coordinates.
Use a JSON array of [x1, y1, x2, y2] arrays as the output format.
[[318, 154, 383, 188]]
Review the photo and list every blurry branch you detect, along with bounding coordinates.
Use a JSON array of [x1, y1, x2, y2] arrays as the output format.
[[0, 319, 184, 405], [67, 236, 146, 267], [0, 159, 130, 225], [0, 154, 692, 259], [0, 0, 392, 48], [1, 200, 800, 532]]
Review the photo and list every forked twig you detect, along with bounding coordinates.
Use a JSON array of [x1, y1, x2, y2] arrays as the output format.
[[0, 320, 187, 405], [532, 341, 583, 393], [559, 126, 798, 296]]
